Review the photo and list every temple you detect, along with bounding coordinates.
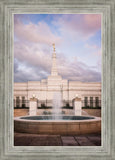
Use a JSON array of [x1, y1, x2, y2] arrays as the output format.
[[14, 44, 101, 108]]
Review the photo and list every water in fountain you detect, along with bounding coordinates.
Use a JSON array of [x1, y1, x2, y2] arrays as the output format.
[[52, 92, 62, 120]]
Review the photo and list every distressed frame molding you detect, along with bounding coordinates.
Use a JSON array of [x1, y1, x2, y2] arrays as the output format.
[[0, 0, 115, 160]]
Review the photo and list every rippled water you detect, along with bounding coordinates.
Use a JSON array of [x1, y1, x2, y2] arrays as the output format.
[[20, 115, 95, 120]]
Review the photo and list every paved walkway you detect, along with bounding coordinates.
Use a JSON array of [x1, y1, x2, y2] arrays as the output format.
[[14, 133, 101, 146]]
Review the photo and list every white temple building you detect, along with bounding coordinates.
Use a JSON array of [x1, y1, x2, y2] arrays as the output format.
[[14, 44, 101, 108]]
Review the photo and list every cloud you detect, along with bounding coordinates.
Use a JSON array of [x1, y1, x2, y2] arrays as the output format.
[[14, 16, 61, 45], [52, 14, 101, 40], [85, 43, 101, 57], [14, 41, 101, 82], [14, 42, 52, 71], [14, 14, 101, 82], [93, 49, 101, 55], [85, 43, 99, 50], [83, 14, 101, 33], [14, 57, 50, 82], [14, 41, 53, 82], [57, 54, 101, 82], [14, 64, 48, 82]]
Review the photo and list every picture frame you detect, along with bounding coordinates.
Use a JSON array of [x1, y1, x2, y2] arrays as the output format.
[[0, 0, 115, 160]]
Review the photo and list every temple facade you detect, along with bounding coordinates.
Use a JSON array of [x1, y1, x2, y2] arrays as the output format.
[[14, 44, 101, 108]]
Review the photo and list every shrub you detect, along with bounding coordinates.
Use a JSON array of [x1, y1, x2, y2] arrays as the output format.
[[62, 106, 73, 109], [41, 103, 45, 107], [14, 107, 29, 109], [37, 106, 52, 109], [82, 106, 101, 109], [48, 111, 52, 115], [43, 110, 48, 115], [22, 104, 26, 108], [42, 110, 52, 115], [66, 103, 70, 107], [62, 111, 65, 114]]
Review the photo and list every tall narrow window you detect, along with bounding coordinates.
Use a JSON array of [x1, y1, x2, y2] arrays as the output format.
[[95, 97, 99, 107], [16, 97, 20, 107], [90, 97, 93, 107], [84, 97, 88, 107], [22, 96, 25, 108]]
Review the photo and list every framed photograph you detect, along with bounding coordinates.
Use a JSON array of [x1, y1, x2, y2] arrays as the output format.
[[0, 0, 115, 160], [13, 13, 102, 146]]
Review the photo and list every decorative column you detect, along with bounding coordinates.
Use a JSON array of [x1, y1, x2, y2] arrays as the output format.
[[29, 94, 37, 116], [74, 94, 82, 116]]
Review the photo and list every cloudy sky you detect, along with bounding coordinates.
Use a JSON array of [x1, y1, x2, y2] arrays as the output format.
[[14, 14, 101, 82]]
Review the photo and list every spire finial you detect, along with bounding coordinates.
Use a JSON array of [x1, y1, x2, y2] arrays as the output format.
[[52, 43, 55, 52]]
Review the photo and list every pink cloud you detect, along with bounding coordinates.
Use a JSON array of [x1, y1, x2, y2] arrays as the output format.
[[53, 14, 101, 39], [85, 43, 99, 49], [82, 14, 101, 34], [14, 19, 61, 45], [14, 14, 101, 82], [14, 42, 52, 72], [57, 55, 101, 82], [93, 49, 101, 55], [14, 41, 101, 82]]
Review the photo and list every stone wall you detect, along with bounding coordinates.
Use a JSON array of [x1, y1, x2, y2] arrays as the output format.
[[14, 108, 101, 117], [83, 109, 101, 117], [14, 117, 101, 135], [14, 109, 29, 117]]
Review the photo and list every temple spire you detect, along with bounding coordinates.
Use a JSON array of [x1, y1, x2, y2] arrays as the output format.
[[51, 43, 58, 76], [53, 43, 55, 52]]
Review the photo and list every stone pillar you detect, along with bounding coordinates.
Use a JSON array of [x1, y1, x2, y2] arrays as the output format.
[[74, 95, 82, 116], [87, 97, 90, 107], [29, 97, 37, 116]]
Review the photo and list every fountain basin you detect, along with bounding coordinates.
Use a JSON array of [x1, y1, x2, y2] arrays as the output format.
[[14, 115, 101, 135]]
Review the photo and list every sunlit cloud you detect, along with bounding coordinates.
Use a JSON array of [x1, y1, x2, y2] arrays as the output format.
[[14, 17, 61, 45], [14, 14, 101, 82], [52, 14, 101, 39]]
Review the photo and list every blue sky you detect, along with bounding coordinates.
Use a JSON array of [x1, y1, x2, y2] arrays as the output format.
[[14, 14, 101, 82]]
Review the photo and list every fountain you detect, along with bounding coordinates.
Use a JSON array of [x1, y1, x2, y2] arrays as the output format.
[[14, 44, 101, 135], [14, 93, 101, 135], [52, 92, 62, 120]]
